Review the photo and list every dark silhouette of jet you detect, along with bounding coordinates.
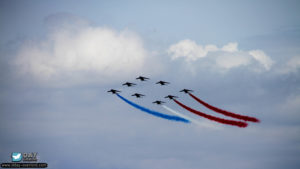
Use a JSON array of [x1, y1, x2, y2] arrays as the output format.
[[164, 95, 178, 100], [131, 93, 145, 98], [107, 89, 121, 94], [122, 82, 136, 87], [180, 89, 193, 94], [156, 81, 170, 85], [136, 76, 149, 81], [152, 100, 165, 105]]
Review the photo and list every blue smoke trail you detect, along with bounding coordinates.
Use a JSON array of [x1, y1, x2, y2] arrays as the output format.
[[116, 94, 190, 123]]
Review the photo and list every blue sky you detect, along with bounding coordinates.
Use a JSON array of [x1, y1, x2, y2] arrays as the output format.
[[1, 1, 300, 169]]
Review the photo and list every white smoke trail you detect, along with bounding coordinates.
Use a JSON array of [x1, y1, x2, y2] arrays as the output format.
[[162, 105, 222, 129]]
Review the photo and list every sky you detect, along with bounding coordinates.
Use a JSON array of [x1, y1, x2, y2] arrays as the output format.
[[0, 0, 300, 169]]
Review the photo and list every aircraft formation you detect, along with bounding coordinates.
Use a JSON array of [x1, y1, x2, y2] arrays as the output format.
[[108, 76, 180, 103], [107, 76, 260, 128]]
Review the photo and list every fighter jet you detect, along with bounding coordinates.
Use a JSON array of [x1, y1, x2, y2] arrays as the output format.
[[136, 76, 149, 81], [180, 89, 193, 94], [122, 82, 136, 87], [156, 81, 170, 85], [152, 100, 165, 105], [107, 89, 121, 94], [131, 93, 145, 98], [164, 95, 178, 100]]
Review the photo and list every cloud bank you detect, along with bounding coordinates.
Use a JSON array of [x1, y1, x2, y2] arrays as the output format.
[[14, 14, 157, 86], [14, 14, 298, 88], [167, 39, 274, 71]]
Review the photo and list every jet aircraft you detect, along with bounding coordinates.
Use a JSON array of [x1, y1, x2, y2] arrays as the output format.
[[152, 100, 165, 105], [164, 95, 178, 100], [180, 89, 193, 93], [136, 76, 149, 81], [107, 89, 121, 94], [131, 93, 145, 98], [122, 82, 136, 87], [156, 81, 170, 85]]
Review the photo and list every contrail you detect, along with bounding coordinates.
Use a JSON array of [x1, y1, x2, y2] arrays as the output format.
[[189, 93, 260, 122], [162, 105, 219, 129], [173, 99, 248, 128], [116, 94, 190, 123]]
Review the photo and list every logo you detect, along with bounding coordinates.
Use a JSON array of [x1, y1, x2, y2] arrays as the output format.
[[11, 153, 22, 162], [23, 152, 38, 162], [2, 152, 48, 168], [11, 152, 38, 162]]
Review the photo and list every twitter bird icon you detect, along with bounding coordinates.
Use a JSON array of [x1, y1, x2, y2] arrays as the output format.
[[11, 152, 22, 162]]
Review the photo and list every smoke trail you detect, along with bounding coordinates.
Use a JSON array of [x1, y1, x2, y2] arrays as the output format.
[[173, 99, 248, 128], [189, 93, 260, 122], [116, 94, 190, 123], [162, 105, 219, 129]]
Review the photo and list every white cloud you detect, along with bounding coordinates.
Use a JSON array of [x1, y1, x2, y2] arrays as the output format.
[[279, 56, 300, 74], [167, 39, 218, 61], [215, 52, 251, 69], [282, 94, 300, 112], [279, 94, 300, 122], [249, 50, 274, 70], [221, 42, 238, 52], [14, 16, 159, 86], [167, 39, 274, 71]]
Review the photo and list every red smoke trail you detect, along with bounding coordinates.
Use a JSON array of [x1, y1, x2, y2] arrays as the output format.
[[173, 99, 248, 128], [189, 93, 260, 123]]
